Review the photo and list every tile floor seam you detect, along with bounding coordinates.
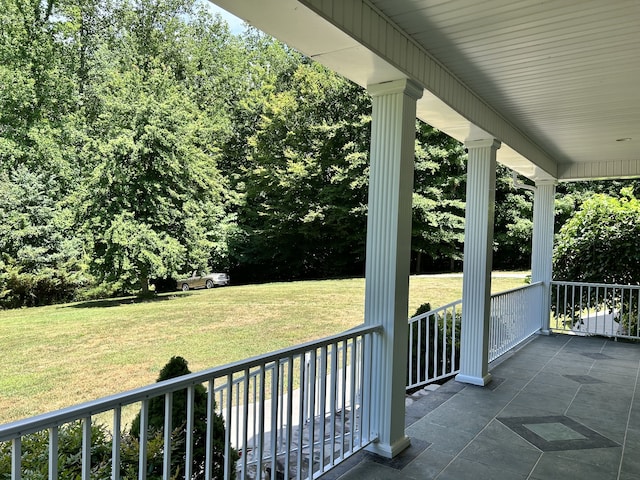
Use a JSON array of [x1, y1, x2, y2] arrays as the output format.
[[583, 337, 609, 377], [564, 348, 599, 419], [617, 354, 640, 480], [430, 339, 571, 479], [488, 335, 578, 478], [564, 382, 584, 417], [524, 453, 544, 480]]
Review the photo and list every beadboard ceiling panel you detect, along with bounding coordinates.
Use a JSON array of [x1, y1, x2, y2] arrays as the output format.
[[211, 0, 640, 182]]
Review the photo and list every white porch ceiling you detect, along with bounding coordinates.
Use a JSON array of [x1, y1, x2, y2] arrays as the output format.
[[210, 0, 640, 183]]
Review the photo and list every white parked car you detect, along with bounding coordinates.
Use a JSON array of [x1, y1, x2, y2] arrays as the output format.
[[177, 270, 230, 291]]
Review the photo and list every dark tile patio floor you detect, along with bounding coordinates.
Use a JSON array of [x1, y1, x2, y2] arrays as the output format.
[[321, 334, 640, 480]]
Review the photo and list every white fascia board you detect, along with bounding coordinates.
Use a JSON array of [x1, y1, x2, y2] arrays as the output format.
[[558, 159, 640, 182]]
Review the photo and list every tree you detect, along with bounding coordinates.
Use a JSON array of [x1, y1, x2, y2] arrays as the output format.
[[553, 187, 640, 332], [411, 121, 466, 272], [79, 65, 226, 293], [229, 55, 371, 281], [0, 0, 106, 306], [76, 0, 232, 294], [492, 167, 535, 269], [0, 167, 85, 307], [0, 0, 79, 177]]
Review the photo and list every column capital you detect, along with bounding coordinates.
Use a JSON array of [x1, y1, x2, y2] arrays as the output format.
[[368, 78, 423, 100], [535, 179, 558, 186], [465, 138, 501, 150]]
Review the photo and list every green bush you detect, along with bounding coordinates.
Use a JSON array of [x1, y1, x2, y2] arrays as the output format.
[[0, 262, 84, 309], [1, 358, 237, 480], [0, 421, 112, 479], [553, 188, 640, 333], [408, 303, 461, 386], [131, 356, 238, 480], [74, 281, 124, 302], [0, 421, 173, 479]]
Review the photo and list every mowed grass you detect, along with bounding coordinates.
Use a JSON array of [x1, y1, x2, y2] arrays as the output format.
[[0, 273, 527, 424]]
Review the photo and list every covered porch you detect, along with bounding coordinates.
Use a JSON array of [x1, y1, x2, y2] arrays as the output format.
[[205, 0, 640, 464], [3, 0, 640, 479], [4, 283, 640, 479], [327, 333, 640, 480]]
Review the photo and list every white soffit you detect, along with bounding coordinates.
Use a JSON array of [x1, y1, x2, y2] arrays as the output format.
[[210, 0, 405, 85], [369, 0, 640, 182], [210, 0, 640, 182]]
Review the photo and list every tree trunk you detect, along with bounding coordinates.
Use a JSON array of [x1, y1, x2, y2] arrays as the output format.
[[139, 270, 150, 296]]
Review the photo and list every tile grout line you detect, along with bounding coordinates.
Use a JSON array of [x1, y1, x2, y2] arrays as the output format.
[[521, 336, 587, 480], [616, 350, 640, 480], [562, 337, 603, 417], [433, 335, 573, 480]]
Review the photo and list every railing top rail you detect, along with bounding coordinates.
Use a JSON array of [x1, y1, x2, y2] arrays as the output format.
[[408, 282, 541, 323], [551, 280, 640, 290], [490, 281, 543, 299], [0, 323, 380, 441], [409, 298, 462, 323]]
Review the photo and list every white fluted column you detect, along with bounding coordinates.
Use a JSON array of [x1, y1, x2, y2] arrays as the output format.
[[364, 78, 422, 458], [455, 138, 500, 386], [531, 181, 556, 334]]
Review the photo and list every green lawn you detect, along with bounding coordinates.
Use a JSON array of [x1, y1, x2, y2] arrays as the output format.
[[0, 273, 527, 425]]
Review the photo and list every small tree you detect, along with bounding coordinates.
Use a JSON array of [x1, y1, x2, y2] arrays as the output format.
[[131, 356, 237, 480], [553, 187, 640, 332]]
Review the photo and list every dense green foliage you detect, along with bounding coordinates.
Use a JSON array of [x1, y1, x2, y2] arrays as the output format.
[[0, 420, 175, 479], [553, 187, 640, 285], [2, 0, 637, 308], [131, 356, 236, 479], [0, 357, 235, 479], [0, 422, 113, 479], [553, 188, 640, 333]]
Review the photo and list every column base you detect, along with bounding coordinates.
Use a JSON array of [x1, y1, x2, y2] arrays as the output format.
[[366, 435, 411, 459], [455, 372, 492, 386], [538, 329, 551, 336]]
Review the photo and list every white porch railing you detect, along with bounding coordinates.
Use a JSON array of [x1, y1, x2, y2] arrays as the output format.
[[488, 282, 544, 361], [551, 281, 640, 339], [407, 299, 462, 390], [0, 324, 379, 480], [407, 282, 544, 390]]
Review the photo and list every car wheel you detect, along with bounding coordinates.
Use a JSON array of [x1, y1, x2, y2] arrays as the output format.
[[205, 280, 214, 289], [182, 283, 190, 291]]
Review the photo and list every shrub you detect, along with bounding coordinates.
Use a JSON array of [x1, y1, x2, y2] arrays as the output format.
[[408, 303, 461, 386], [0, 258, 87, 309], [0, 421, 112, 479], [553, 188, 640, 333], [74, 281, 124, 302], [130, 356, 238, 480]]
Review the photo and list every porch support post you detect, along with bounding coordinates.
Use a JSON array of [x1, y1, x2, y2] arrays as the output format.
[[364, 78, 422, 458], [455, 138, 500, 387], [531, 181, 556, 334]]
